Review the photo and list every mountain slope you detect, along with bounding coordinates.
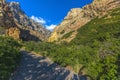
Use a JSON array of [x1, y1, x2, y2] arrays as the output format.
[[25, 7, 120, 79], [69, 7, 120, 79], [0, 0, 50, 41], [8, 2, 51, 41], [49, 0, 120, 42]]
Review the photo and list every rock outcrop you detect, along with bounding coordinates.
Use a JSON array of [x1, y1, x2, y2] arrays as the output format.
[[49, 0, 120, 42], [0, 0, 50, 41], [0, 0, 17, 28], [6, 27, 20, 40], [8, 2, 51, 40]]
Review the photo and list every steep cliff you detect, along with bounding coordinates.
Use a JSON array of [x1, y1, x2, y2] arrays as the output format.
[[49, 0, 120, 42], [0, 0, 16, 28], [0, 0, 50, 41], [8, 2, 51, 40]]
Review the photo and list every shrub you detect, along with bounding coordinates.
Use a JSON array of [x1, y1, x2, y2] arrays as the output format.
[[0, 36, 21, 80]]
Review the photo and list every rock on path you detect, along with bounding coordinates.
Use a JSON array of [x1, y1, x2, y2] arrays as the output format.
[[9, 51, 79, 80]]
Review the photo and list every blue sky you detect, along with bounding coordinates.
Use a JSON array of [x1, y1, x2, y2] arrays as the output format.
[[6, 0, 93, 30]]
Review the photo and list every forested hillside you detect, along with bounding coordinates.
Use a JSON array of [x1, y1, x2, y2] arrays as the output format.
[[24, 8, 120, 79]]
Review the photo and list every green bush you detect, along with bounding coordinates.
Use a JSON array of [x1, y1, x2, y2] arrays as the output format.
[[0, 36, 21, 80], [62, 31, 74, 39]]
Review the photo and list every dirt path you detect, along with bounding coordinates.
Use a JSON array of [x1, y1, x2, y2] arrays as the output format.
[[9, 51, 79, 80]]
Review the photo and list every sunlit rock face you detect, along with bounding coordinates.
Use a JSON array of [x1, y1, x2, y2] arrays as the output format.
[[0, 0, 16, 28], [6, 27, 20, 40], [49, 0, 120, 42], [0, 0, 51, 41]]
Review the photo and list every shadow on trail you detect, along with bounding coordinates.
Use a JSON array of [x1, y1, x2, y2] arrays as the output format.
[[9, 51, 78, 80]]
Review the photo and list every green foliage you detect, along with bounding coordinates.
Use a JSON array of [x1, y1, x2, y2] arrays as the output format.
[[0, 36, 21, 80], [24, 8, 120, 79], [62, 31, 74, 39]]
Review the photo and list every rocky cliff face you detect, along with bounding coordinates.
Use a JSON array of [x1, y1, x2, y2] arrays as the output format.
[[0, 0, 50, 41], [8, 2, 51, 40], [0, 0, 16, 28], [49, 0, 120, 42]]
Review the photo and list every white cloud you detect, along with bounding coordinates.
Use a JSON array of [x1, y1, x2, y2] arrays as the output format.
[[30, 15, 56, 30], [30, 15, 46, 24], [46, 24, 57, 31]]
